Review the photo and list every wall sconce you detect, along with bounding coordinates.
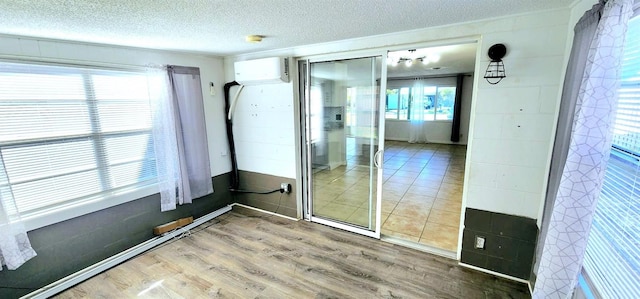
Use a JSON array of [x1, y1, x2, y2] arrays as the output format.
[[484, 44, 507, 85]]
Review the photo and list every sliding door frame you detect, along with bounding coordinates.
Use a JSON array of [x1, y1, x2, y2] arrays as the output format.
[[298, 50, 387, 239]]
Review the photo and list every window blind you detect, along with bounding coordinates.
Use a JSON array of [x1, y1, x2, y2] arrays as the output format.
[[583, 15, 640, 298], [0, 61, 157, 215]]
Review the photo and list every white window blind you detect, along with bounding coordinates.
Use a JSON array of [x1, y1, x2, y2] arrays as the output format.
[[583, 15, 640, 298], [0, 61, 157, 215]]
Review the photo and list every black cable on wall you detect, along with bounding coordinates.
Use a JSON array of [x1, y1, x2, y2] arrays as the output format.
[[223, 81, 241, 190]]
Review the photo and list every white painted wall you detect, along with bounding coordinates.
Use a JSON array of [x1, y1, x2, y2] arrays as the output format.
[[0, 36, 230, 176], [385, 75, 474, 144], [466, 17, 569, 219], [226, 7, 572, 221], [231, 83, 297, 178]]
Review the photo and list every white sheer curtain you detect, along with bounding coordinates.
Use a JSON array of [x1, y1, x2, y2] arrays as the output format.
[[148, 66, 213, 212], [408, 80, 428, 143], [148, 66, 182, 211], [533, 0, 634, 297], [0, 151, 36, 270]]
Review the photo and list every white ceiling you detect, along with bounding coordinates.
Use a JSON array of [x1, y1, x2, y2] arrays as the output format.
[[0, 0, 574, 56], [387, 43, 478, 77]]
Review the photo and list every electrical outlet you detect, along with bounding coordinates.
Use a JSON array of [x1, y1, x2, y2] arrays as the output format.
[[280, 183, 291, 194], [475, 236, 485, 249]]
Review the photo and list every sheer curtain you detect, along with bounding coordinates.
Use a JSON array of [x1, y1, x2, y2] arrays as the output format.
[[148, 66, 181, 211], [148, 66, 213, 212], [0, 151, 36, 270], [408, 79, 427, 143], [533, 0, 634, 297]]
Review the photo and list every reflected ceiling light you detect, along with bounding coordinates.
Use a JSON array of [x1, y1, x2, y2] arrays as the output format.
[[483, 44, 507, 85], [429, 54, 441, 63]]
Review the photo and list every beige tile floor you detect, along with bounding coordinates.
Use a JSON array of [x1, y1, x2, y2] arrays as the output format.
[[311, 141, 466, 252]]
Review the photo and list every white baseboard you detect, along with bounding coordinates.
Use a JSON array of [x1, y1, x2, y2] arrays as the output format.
[[230, 203, 299, 221], [22, 205, 232, 299], [458, 262, 531, 285]]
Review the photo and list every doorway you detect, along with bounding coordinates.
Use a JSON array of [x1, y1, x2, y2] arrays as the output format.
[[300, 55, 385, 238], [380, 43, 476, 253], [298, 41, 476, 254]]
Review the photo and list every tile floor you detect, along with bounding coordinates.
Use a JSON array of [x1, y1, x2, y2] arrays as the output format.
[[311, 140, 466, 252]]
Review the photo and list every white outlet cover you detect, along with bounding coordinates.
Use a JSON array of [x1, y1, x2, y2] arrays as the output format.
[[475, 236, 485, 249]]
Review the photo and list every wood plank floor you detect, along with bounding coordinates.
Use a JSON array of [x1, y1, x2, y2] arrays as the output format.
[[55, 208, 530, 299]]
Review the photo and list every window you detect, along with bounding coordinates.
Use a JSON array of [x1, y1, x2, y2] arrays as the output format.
[[385, 87, 409, 120], [583, 15, 640, 298], [0, 61, 156, 219], [424, 85, 456, 121], [385, 81, 456, 121]]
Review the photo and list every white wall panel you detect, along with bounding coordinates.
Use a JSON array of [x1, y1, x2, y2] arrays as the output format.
[[231, 83, 296, 178]]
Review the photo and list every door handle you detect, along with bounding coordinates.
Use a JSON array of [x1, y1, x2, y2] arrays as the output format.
[[373, 150, 383, 168]]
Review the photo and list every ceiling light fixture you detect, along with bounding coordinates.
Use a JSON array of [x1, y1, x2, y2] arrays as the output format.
[[245, 35, 263, 43], [404, 58, 413, 67]]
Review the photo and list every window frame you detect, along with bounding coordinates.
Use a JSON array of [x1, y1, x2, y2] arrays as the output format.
[[0, 59, 160, 231]]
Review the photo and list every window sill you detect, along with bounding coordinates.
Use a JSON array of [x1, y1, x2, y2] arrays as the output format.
[[22, 182, 159, 232]]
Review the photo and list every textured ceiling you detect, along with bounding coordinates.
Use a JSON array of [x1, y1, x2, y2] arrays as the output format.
[[0, 0, 574, 56]]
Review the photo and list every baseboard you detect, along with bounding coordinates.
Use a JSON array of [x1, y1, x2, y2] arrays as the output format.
[[458, 262, 531, 285], [22, 205, 232, 299], [230, 203, 299, 221]]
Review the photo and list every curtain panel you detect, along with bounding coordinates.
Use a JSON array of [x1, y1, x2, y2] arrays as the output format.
[[533, 0, 634, 298], [148, 67, 181, 211], [167, 66, 213, 201], [408, 80, 427, 143], [450, 74, 464, 142], [149, 66, 213, 212], [533, 0, 603, 281], [0, 151, 36, 270]]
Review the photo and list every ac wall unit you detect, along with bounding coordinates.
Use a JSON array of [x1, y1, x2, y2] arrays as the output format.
[[234, 57, 289, 85]]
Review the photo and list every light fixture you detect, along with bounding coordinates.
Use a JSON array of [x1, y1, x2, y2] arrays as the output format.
[[484, 44, 507, 85], [388, 48, 444, 69], [245, 35, 263, 43], [404, 58, 413, 67]]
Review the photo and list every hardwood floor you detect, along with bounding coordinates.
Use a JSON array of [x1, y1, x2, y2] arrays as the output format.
[[55, 208, 530, 298]]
